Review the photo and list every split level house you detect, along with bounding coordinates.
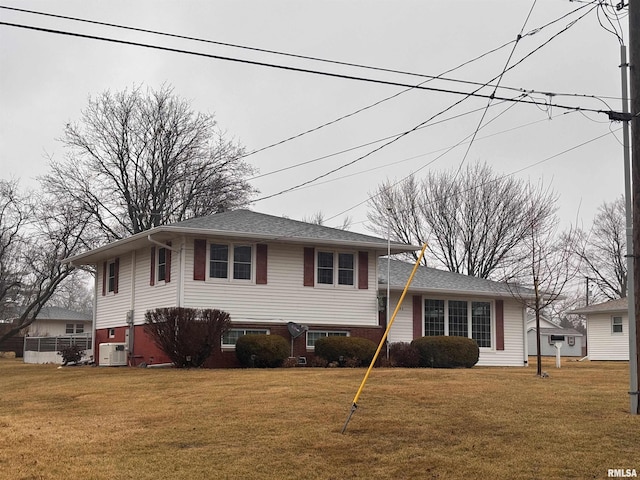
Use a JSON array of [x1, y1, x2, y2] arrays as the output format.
[[63, 210, 533, 368]]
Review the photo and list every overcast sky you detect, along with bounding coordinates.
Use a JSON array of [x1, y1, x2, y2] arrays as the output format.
[[0, 0, 630, 234]]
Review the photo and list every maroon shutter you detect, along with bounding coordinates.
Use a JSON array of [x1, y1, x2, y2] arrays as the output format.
[[194, 239, 206, 281], [303, 247, 314, 286], [256, 244, 268, 285], [113, 258, 120, 294], [358, 251, 368, 289], [413, 295, 423, 339], [102, 261, 107, 296], [150, 247, 156, 286], [496, 299, 504, 351], [165, 242, 172, 283]]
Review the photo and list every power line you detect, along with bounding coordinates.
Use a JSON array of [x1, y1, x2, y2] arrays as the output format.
[[0, 20, 614, 117]]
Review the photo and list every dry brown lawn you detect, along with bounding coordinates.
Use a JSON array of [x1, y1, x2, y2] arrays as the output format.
[[0, 357, 638, 480]]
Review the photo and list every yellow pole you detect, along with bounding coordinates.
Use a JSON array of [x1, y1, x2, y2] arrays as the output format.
[[341, 243, 427, 434]]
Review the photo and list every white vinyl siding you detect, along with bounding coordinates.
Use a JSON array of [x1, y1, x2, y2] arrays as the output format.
[[387, 292, 526, 367], [587, 313, 629, 361], [183, 241, 378, 327]]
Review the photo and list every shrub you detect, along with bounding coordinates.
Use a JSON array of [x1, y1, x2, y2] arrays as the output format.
[[411, 336, 479, 368], [144, 307, 231, 368], [58, 345, 84, 366], [389, 342, 420, 368], [235, 334, 289, 368], [314, 336, 377, 367]]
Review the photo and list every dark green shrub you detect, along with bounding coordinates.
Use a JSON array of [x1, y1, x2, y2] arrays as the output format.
[[314, 336, 377, 367], [411, 336, 479, 368], [389, 342, 420, 368], [235, 334, 289, 368], [58, 345, 84, 365]]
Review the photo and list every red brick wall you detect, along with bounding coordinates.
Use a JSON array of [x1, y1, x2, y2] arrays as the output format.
[[96, 323, 384, 368]]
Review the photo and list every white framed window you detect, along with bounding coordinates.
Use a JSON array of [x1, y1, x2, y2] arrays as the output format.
[[316, 251, 355, 286], [612, 316, 623, 334], [222, 328, 269, 347], [157, 247, 167, 282], [209, 243, 254, 281], [423, 298, 493, 348], [66, 323, 85, 334], [306, 330, 348, 349], [108, 328, 116, 339], [107, 260, 117, 293], [568, 336, 575, 346]]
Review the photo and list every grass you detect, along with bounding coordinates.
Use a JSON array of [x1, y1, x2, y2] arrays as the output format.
[[1, 357, 639, 480]]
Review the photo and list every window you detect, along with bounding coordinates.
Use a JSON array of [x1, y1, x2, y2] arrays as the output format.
[[66, 324, 85, 334], [75, 323, 84, 334], [157, 247, 167, 282], [568, 336, 575, 346], [222, 328, 269, 347], [209, 244, 253, 281], [338, 253, 354, 285], [108, 328, 116, 339], [316, 251, 355, 286], [306, 330, 348, 349], [423, 298, 493, 348], [107, 260, 116, 293], [233, 246, 252, 280], [471, 302, 491, 348], [210, 244, 229, 279], [448, 300, 468, 337], [424, 299, 445, 336], [612, 316, 623, 334], [65, 324, 74, 334], [317, 252, 334, 284]]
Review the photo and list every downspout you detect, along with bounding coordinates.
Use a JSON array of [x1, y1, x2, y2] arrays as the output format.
[[128, 250, 136, 365], [522, 304, 528, 366]]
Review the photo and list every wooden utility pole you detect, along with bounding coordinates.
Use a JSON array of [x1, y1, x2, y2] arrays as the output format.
[[630, 0, 640, 415]]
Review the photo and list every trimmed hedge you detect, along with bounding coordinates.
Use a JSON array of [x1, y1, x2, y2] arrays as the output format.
[[411, 336, 479, 368], [235, 334, 289, 368], [314, 336, 377, 367]]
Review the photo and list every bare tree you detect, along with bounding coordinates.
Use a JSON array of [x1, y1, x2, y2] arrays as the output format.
[[506, 193, 579, 377], [575, 196, 626, 301], [41, 84, 257, 242], [0, 187, 91, 343], [367, 163, 557, 279], [301, 211, 353, 230]]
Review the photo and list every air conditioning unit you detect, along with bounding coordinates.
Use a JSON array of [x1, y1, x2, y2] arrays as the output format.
[[99, 343, 127, 366]]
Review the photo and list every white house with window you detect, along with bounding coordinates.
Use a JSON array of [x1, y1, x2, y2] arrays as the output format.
[[63, 210, 533, 368], [22, 307, 93, 364], [380, 259, 533, 367], [571, 298, 629, 361]]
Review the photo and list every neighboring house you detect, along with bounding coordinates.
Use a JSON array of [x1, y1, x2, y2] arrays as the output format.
[[25, 307, 92, 337], [62, 209, 535, 368], [380, 259, 533, 367], [526, 315, 584, 357], [22, 307, 93, 364], [571, 298, 629, 361]]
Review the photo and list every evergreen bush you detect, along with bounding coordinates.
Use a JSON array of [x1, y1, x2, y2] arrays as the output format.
[[411, 336, 479, 368], [314, 336, 377, 367], [389, 342, 420, 367], [235, 334, 289, 368]]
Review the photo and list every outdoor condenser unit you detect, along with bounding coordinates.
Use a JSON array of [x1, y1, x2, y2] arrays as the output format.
[[99, 343, 127, 367]]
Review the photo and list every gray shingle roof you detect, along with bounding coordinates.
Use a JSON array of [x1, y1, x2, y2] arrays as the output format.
[[12, 306, 92, 322], [170, 210, 413, 249], [570, 297, 628, 315], [379, 258, 535, 298], [538, 327, 583, 337]]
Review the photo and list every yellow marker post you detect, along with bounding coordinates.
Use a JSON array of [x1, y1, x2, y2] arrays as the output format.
[[341, 243, 427, 434]]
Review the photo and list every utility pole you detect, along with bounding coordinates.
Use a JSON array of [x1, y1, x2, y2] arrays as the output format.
[[629, 0, 640, 415]]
